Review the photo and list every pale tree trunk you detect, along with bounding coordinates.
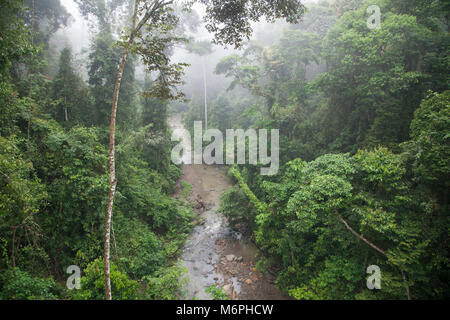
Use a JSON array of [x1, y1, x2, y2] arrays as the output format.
[[104, 47, 129, 300], [64, 97, 69, 122], [401, 270, 412, 300], [104, 0, 140, 301], [11, 226, 17, 268], [202, 60, 208, 129], [27, 0, 35, 153], [104, 0, 173, 300]]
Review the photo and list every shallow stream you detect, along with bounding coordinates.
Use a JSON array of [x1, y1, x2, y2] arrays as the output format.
[[169, 114, 287, 300]]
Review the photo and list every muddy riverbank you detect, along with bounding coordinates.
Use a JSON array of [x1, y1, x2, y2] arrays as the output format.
[[169, 114, 287, 300]]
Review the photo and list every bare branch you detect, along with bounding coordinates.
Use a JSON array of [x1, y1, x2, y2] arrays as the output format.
[[335, 211, 387, 256], [335, 210, 412, 300]]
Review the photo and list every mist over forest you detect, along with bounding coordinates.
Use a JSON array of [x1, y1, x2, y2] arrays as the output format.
[[0, 0, 448, 302]]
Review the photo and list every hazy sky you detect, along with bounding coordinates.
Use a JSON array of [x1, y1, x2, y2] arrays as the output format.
[[51, 0, 297, 54], [49, 0, 317, 84], [51, 0, 91, 54]]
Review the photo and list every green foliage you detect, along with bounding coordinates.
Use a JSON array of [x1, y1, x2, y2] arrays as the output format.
[[0, 0, 34, 75], [0, 0, 448, 301], [321, 3, 434, 152], [225, 144, 449, 299], [0, 135, 47, 273], [210, 0, 448, 300], [33, 125, 109, 270], [206, 285, 229, 300], [199, 0, 306, 48], [72, 258, 139, 300], [219, 186, 258, 232], [88, 29, 138, 129], [0, 0, 198, 301], [405, 91, 450, 193], [114, 218, 166, 280], [144, 264, 189, 300], [0, 136, 47, 229], [23, 0, 70, 47], [179, 181, 193, 199], [0, 268, 59, 300], [52, 47, 91, 126]]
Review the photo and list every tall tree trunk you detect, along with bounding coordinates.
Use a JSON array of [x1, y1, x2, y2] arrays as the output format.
[[64, 97, 68, 122], [202, 60, 208, 129], [104, 46, 130, 301], [103, 0, 174, 300], [401, 270, 412, 300], [104, 0, 141, 301], [27, 0, 35, 153], [11, 226, 17, 268]]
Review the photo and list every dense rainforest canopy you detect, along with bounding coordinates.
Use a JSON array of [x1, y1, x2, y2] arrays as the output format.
[[0, 0, 448, 300]]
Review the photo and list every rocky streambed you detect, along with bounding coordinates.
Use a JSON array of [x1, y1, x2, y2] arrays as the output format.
[[169, 114, 287, 300]]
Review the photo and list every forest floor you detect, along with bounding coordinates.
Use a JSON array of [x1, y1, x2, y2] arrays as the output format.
[[170, 115, 287, 300]]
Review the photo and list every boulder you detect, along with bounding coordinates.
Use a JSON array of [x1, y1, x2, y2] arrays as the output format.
[[223, 284, 233, 297], [226, 254, 236, 262]]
